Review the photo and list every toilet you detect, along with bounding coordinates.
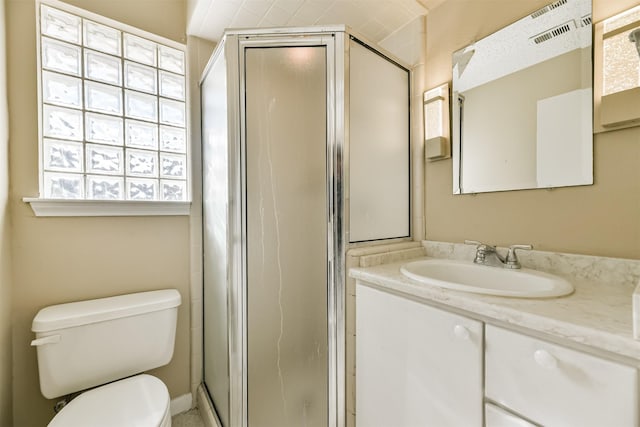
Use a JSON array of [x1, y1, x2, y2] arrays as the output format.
[[31, 289, 181, 427]]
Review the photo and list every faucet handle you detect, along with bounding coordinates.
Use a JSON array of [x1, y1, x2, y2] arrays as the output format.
[[465, 240, 498, 265], [464, 240, 496, 252], [505, 244, 533, 269]]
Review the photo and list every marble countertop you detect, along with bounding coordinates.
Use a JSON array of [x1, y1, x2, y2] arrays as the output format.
[[350, 256, 640, 363]]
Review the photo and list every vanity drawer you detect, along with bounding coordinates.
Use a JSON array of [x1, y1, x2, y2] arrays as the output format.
[[485, 325, 638, 427], [485, 403, 536, 427]]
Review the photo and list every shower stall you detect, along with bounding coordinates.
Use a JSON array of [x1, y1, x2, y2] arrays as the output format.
[[200, 26, 411, 427]]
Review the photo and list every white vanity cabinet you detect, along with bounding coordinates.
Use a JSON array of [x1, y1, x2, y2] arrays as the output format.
[[356, 280, 640, 427], [484, 404, 536, 427], [485, 325, 639, 427], [356, 283, 484, 427]]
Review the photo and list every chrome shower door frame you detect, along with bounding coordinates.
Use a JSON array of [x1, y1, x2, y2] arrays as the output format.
[[230, 30, 346, 427]]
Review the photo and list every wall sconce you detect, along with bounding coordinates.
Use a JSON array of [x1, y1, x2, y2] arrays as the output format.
[[423, 83, 450, 161]]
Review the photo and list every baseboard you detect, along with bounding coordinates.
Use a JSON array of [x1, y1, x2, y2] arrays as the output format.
[[197, 384, 222, 427], [170, 393, 193, 416]]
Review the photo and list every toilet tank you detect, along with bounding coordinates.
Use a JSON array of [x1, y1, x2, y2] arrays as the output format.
[[31, 289, 181, 399]]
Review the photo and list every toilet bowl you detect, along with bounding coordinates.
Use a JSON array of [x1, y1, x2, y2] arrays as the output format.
[[48, 375, 171, 427], [31, 290, 181, 427]]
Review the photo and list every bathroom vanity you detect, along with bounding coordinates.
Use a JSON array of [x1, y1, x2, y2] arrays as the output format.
[[352, 243, 640, 426]]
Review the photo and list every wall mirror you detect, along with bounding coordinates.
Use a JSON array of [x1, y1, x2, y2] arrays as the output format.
[[452, 0, 593, 194]]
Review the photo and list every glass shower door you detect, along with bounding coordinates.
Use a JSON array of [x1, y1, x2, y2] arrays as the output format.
[[244, 45, 329, 427], [202, 49, 231, 426]]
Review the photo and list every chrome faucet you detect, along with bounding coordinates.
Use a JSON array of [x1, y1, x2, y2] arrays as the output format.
[[465, 240, 532, 269]]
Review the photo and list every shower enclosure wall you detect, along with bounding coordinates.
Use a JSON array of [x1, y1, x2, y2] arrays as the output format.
[[201, 26, 411, 427]]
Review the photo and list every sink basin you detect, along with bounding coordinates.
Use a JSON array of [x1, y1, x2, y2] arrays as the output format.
[[400, 259, 573, 298]]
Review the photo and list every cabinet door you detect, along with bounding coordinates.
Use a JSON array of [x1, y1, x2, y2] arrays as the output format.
[[356, 283, 483, 427]]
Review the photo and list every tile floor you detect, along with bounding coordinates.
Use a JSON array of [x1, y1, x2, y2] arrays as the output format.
[[172, 408, 205, 427]]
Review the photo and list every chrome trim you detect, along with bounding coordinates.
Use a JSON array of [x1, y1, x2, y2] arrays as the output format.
[[202, 26, 411, 427], [345, 36, 413, 245], [333, 31, 347, 427], [237, 32, 341, 427], [223, 25, 347, 38], [199, 33, 228, 86], [452, 93, 463, 194], [224, 34, 245, 427]]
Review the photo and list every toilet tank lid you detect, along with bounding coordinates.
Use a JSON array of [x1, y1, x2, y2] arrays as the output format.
[[32, 289, 181, 333]]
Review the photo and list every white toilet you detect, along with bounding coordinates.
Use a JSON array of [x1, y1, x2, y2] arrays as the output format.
[[31, 289, 181, 427]]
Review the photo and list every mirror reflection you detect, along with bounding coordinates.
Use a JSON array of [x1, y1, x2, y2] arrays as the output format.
[[452, 0, 593, 194]]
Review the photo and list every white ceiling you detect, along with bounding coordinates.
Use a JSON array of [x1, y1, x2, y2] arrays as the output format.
[[454, 0, 592, 92], [187, 0, 446, 45]]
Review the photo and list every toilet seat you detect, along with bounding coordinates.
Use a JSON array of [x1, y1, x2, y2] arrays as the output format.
[[48, 374, 171, 427]]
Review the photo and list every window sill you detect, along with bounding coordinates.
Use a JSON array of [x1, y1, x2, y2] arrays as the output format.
[[599, 87, 640, 130], [23, 198, 191, 217]]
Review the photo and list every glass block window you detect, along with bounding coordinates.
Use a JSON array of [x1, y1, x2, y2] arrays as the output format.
[[602, 5, 640, 96], [38, 2, 188, 201]]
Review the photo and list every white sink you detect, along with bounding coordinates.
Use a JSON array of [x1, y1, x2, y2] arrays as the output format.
[[400, 259, 573, 298]]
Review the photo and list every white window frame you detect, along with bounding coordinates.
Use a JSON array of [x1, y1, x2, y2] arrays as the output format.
[[594, 4, 640, 133], [25, 0, 191, 216]]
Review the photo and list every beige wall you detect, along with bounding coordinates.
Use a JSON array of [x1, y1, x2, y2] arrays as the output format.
[[6, 0, 191, 425], [425, 0, 640, 259], [0, 0, 13, 424]]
